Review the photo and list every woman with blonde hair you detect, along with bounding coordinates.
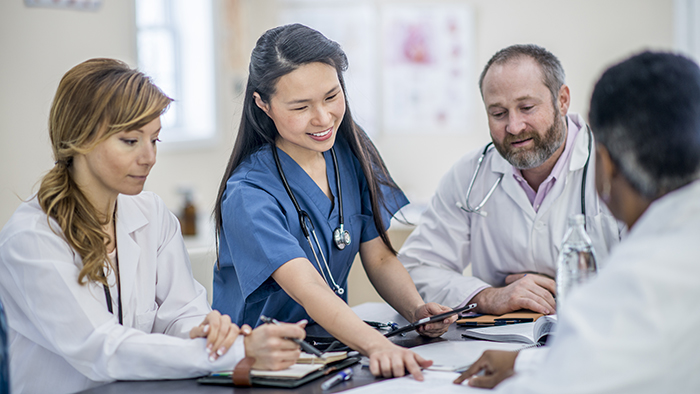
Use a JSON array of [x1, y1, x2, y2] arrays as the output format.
[[0, 58, 305, 394]]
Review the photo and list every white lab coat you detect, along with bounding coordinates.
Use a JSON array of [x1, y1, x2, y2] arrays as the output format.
[[496, 180, 700, 393], [399, 114, 622, 307], [0, 192, 245, 394]]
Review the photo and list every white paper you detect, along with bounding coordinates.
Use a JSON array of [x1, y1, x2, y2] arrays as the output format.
[[461, 322, 537, 344], [411, 340, 525, 371], [342, 370, 485, 394]]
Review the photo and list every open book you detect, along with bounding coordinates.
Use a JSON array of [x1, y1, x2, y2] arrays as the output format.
[[461, 315, 557, 346]]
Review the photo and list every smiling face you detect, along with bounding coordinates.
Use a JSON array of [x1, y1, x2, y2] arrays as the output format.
[[254, 62, 346, 163], [72, 117, 161, 208], [482, 57, 569, 170]]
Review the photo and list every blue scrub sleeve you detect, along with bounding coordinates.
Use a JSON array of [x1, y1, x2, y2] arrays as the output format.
[[220, 181, 307, 302]]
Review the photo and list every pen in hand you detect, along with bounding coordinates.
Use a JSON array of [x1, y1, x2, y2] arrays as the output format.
[[259, 315, 326, 359]]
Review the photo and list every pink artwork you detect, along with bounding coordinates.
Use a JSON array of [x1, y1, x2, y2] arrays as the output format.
[[400, 24, 433, 64], [382, 5, 475, 134]]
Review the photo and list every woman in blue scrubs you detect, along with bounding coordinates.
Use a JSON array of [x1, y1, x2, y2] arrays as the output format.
[[213, 24, 456, 380]]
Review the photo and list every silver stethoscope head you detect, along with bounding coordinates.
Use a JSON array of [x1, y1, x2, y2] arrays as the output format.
[[333, 224, 351, 250], [332, 146, 351, 251], [457, 142, 503, 217]]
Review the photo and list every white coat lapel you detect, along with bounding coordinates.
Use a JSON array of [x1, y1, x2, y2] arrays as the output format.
[[536, 117, 592, 216], [114, 195, 149, 327], [490, 153, 536, 220], [568, 119, 591, 174]]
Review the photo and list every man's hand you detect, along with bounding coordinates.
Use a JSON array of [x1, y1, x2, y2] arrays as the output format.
[[412, 302, 457, 337], [453, 350, 518, 388], [471, 273, 556, 315]]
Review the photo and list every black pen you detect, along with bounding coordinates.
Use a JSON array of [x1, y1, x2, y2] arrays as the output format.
[[259, 315, 326, 359], [494, 318, 533, 325]]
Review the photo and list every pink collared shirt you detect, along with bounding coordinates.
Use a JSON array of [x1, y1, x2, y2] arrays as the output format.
[[512, 116, 581, 212]]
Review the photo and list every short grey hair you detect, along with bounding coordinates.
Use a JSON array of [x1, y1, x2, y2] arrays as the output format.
[[479, 44, 566, 105], [589, 51, 700, 199]]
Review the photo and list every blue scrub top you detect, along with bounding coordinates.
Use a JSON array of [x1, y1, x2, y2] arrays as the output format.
[[213, 137, 408, 327]]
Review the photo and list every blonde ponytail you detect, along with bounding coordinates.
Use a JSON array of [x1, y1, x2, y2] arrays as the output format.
[[38, 162, 112, 285]]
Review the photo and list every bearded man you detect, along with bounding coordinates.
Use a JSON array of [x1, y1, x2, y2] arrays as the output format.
[[399, 44, 623, 315]]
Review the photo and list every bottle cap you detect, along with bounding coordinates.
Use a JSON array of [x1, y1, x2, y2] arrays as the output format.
[[567, 214, 585, 226]]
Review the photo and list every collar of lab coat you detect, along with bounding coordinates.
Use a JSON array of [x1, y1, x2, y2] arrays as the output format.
[[489, 113, 591, 175], [114, 194, 149, 315]]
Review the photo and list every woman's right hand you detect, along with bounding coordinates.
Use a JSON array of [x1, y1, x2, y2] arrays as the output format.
[[242, 321, 307, 370], [367, 342, 433, 381]]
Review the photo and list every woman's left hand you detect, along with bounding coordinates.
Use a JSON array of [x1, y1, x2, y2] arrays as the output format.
[[189, 310, 241, 361], [413, 302, 457, 337]]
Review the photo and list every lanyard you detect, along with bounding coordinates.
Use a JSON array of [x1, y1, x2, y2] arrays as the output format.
[[103, 254, 123, 325]]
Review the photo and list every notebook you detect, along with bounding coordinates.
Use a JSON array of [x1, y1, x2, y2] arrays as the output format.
[[198, 354, 360, 388]]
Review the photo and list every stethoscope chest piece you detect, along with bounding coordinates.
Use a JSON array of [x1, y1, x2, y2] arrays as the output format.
[[333, 224, 351, 250]]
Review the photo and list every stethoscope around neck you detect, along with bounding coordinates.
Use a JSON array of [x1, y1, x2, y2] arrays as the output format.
[[457, 126, 593, 228], [272, 146, 349, 295]]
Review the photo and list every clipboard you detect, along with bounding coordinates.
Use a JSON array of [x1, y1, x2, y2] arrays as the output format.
[[456, 310, 544, 327], [385, 303, 477, 338], [197, 356, 360, 388]]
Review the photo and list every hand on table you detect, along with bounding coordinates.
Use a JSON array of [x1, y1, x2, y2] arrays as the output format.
[[412, 302, 458, 337], [471, 273, 556, 315], [189, 310, 240, 362], [243, 320, 307, 370], [454, 349, 518, 388], [368, 342, 433, 381]]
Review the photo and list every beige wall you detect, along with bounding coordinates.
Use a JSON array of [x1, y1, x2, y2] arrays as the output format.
[[0, 1, 137, 224], [0, 1, 676, 303], [0, 0, 675, 226]]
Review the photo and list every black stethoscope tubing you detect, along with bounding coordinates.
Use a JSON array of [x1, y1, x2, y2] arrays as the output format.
[[272, 146, 348, 295]]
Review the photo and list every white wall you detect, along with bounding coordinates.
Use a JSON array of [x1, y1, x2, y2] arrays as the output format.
[[0, 1, 136, 225], [0, 0, 675, 228]]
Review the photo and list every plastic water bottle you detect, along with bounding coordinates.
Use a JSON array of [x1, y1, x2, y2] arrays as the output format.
[[555, 214, 598, 311]]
